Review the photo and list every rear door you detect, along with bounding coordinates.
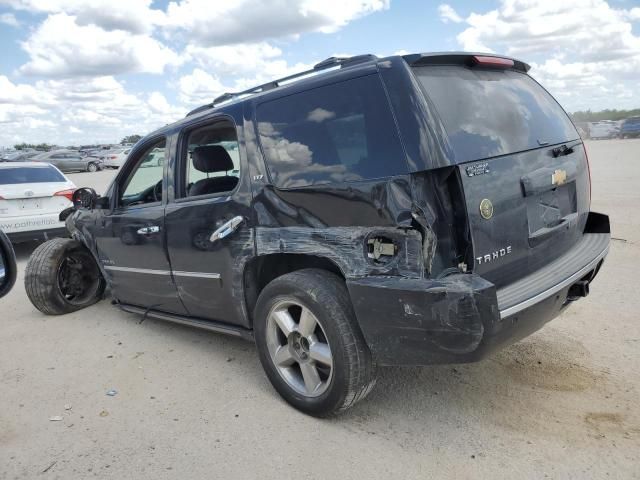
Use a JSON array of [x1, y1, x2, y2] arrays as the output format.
[[412, 63, 589, 287], [165, 115, 252, 326], [46, 153, 67, 171]]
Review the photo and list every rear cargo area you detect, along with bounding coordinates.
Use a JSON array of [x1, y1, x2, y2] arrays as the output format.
[[411, 62, 590, 288]]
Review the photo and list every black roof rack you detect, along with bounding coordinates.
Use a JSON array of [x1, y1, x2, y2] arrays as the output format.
[[186, 54, 377, 117]]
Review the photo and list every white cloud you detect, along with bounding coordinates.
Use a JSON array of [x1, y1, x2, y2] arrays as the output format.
[[177, 69, 230, 106], [0, 76, 54, 105], [444, 0, 640, 111], [0, 0, 389, 145], [0, 12, 20, 26], [438, 4, 463, 23], [455, 0, 640, 61], [0, 75, 183, 145], [307, 108, 336, 123], [184, 42, 314, 89], [1, 0, 160, 33], [160, 0, 390, 46], [185, 42, 282, 76], [19, 13, 181, 77], [147, 91, 186, 120]]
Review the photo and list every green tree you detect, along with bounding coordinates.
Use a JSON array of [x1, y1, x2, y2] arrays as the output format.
[[120, 134, 142, 145], [570, 108, 640, 123]]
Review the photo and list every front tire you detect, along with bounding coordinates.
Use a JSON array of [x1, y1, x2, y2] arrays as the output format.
[[87, 162, 98, 172], [25, 238, 105, 315], [254, 269, 376, 416]]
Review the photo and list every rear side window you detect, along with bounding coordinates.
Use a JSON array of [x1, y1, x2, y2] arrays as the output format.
[[256, 74, 407, 188], [413, 66, 579, 163], [0, 166, 66, 184]]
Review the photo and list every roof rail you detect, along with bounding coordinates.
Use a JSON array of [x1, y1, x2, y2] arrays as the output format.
[[186, 54, 378, 117]]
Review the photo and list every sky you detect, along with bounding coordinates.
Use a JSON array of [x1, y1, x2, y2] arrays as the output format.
[[0, 0, 639, 147]]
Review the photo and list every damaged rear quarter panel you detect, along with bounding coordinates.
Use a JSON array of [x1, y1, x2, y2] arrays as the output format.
[[251, 179, 425, 279]]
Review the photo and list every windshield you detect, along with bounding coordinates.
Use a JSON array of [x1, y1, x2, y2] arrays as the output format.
[[413, 66, 579, 163], [0, 165, 66, 184]]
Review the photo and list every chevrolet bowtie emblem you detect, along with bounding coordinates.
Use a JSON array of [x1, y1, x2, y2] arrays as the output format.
[[551, 169, 567, 186]]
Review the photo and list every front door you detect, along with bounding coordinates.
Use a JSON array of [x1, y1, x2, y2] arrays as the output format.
[[94, 137, 187, 314], [165, 116, 253, 326]]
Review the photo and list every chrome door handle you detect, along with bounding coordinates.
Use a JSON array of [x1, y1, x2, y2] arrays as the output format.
[[137, 226, 160, 235], [210, 216, 244, 243]]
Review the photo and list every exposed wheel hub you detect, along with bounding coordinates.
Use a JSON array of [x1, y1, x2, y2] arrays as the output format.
[[288, 332, 310, 361]]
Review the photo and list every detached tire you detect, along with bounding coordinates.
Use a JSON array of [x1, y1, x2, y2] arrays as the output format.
[[25, 238, 105, 315], [254, 269, 376, 416]]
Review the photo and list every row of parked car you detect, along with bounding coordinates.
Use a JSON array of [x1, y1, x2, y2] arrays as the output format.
[[584, 116, 640, 139], [0, 147, 131, 173], [0, 144, 137, 242]]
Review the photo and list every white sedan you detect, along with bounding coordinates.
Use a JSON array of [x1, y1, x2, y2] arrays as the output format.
[[101, 148, 130, 169], [0, 162, 76, 243]]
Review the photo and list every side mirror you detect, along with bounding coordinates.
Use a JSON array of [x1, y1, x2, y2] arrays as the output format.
[[72, 187, 98, 209], [94, 196, 111, 209], [0, 230, 17, 299]]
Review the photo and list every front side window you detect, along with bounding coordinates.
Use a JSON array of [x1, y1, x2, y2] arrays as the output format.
[[119, 139, 165, 207], [179, 120, 240, 198], [256, 74, 407, 188]]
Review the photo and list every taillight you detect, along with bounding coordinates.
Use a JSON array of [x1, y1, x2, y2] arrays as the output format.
[[54, 189, 75, 201], [472, 55, 514, 68], [109, 156, 117, 159]]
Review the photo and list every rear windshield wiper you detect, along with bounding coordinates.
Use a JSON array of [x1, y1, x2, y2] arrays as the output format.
[[552, 144, 574, 158]]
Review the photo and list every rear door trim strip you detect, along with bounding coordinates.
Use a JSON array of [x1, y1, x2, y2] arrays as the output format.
[[173, 271, 221, 279]]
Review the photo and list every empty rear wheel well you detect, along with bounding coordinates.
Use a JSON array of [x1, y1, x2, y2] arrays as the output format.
[[243, 254, 345, 326]]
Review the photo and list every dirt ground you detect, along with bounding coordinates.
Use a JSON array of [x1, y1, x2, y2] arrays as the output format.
[[1, 139, 639, 479]]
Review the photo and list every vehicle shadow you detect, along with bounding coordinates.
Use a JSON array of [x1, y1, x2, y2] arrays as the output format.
[[121, 305, 609, 446], [330, 328, 613, 446]]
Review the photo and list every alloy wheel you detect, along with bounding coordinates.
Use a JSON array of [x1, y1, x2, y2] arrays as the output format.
[[266, 300, 333, 397]]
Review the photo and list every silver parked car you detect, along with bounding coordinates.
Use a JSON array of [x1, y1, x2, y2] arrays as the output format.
[[31, 150, 104, 173]]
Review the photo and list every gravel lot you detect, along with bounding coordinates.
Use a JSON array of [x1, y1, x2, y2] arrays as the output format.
[[1, 139, 639, 479]]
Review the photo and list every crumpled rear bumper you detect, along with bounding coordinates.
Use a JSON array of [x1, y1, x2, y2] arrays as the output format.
[[346, 212, 610, 366]]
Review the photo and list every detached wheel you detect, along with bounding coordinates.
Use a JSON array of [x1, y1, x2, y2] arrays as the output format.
[[87, 162, 98, 172], [254, 269, 376, 416], [25, 238, 105, 315]]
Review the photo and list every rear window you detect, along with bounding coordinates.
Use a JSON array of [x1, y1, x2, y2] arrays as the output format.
[[0, 165, 66, 184], [413, 66, 578, 163], [257, 74, 407, 188]]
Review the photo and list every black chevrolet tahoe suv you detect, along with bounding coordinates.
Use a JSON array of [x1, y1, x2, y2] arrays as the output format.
[[25, 53, 610, 416]]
